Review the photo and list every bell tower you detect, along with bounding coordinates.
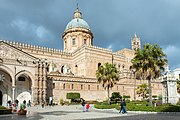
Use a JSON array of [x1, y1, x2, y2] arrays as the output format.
[[131, 33, 141, 51]]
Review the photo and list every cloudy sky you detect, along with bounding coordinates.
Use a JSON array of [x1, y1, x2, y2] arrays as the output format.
[[0, 0, 180, 70]]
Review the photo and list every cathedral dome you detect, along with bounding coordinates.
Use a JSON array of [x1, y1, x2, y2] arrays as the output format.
[[65, 18, 90, 31]]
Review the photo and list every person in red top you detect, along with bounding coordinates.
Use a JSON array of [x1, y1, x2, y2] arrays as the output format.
[[86, 102, 90, 112]]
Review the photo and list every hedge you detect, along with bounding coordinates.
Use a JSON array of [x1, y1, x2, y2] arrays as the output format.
[[66, 92, 80, 100]]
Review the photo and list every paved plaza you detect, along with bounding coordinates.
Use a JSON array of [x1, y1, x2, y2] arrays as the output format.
[[0, 105, 179, 120]]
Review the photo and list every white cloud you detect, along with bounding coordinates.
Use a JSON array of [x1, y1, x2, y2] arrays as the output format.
[[163, 45, 180, 70], [11, 18, 51, 40], [107, 44, 112, 50], [36, 26, 49, 39], [164, 45, 179, 55]]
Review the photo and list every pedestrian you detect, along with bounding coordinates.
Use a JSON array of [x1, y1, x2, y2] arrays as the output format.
[[119, 99, 123, 113], [122, 98, 127, 113], [7, 100, 11, 108], [86, 102, 90, 112], [28, 100, 31, 107], [81, 98, 85, 112], [42, 99, 45, 108], [23, 100, 26, 107], [50, 99, 53, 107]]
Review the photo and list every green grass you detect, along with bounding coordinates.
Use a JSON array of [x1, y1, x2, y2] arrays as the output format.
[[94, 101, 180, 112]]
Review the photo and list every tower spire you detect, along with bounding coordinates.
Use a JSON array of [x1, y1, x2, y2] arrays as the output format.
[[74, 3, 82, 19]]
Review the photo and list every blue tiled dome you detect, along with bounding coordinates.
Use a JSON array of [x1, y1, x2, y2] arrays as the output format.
[[65, 18, 90, 31]]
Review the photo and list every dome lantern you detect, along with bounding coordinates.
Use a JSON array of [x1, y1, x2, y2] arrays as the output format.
[[74, 4, 82, 19]]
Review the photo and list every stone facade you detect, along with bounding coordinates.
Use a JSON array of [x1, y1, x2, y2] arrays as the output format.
[[0, 6, 163, 105]]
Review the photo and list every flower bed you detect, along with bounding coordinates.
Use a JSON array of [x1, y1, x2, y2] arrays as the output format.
[[0, 106, 12, 115]]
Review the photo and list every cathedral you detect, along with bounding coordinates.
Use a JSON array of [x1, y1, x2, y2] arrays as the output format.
[[0, 5, 162, 105]]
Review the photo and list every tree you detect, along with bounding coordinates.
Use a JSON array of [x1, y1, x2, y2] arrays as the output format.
[[131, 44, 167, 107], [96, 63, 120, 104], [177, 80, 180, 93], [136, 84, 149, 99]]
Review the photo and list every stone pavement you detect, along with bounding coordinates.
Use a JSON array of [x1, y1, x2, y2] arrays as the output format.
[[0, 105, 135, 120], [0, 105, 179, 120]]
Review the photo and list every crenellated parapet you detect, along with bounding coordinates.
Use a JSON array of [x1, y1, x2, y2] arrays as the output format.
[[72, 44, 112, 54], [2, 40, 72, 56]]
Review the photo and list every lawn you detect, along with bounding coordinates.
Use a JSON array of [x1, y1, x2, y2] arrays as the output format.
[[94, 101, 180, 112]]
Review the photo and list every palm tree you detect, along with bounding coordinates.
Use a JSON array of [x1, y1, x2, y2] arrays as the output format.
[[136, 84, 149, 99], [96, 63, 120, 104], [131, 44, 167, 107]]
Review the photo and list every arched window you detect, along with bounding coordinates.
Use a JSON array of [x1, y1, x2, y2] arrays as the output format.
[[72, 38, 76, 45], [75, 65, 78, 74], [61, 66, 64, 73], [88, 85, 90, 90], [63, 83, 65, 89], [97, 85, 99, 90], [65, 40, 67, 49], [84, 39, 87, 44], [98, 63, 101, 68], [118, 64, 121, 69], [81, 84, 83, 90], [72, 84, 74, 90]]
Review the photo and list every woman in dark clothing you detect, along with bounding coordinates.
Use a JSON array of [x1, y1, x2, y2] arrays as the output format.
[[119, 99, 123, 113], [81, 98, 85, 112], [122, 98, 127, 113]]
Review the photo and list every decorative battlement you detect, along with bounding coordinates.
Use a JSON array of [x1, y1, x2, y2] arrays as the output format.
[[1, 40, 72, 56]]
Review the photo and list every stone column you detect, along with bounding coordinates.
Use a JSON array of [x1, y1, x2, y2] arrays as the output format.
[[31, 87, 34, 103], [34, 61, 40, 103], [12, 87, 15, 102]]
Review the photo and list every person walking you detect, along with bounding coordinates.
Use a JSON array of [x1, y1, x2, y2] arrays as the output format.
[[119, 99, 123, 113], [122, 98, 127, 113], [86, 102, 90, 112], [42, 99, 45, 108], [28, 100, 31, 107], [81, 98, 85, 112]]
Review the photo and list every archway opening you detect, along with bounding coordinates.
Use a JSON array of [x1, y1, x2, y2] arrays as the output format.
[[0, 90, 2, 105], [0, 68, 12, 106], [16, 74, 32, 104]]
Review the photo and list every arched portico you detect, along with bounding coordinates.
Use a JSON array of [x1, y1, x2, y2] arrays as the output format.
[[15, 70, 34, 105], [0, 66, 13, 107]]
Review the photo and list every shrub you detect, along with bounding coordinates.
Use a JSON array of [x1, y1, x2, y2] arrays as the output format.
[[66, 92, 80, 103], [123, 95, 130, 99], [60, 99, 64, 105], [152, 95, 157, 99], [176, 100, 180, 105], [110, 92, 122, 100]]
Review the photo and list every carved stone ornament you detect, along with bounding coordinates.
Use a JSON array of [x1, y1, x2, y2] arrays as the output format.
[[0, 44, 36, 62]]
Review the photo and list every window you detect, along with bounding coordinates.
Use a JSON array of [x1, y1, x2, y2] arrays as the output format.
[[18, 77, 25, 81], [63, 83, 65, 89], [97, 85, 99, 90], [61, 66, 64, 73], [81, 84, 83, 90], [84, 39, 87, 44], [65, 41, 67, 49], [53, 83, 55, 88], [118, 64, 120, 69], [88, 85, 90, 90], [72, 38, 76, 45], [117, 86, 118, 90], [72, 84, 74, 90], [98, 63, 101, 68], [75, 65, 78, 74]]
